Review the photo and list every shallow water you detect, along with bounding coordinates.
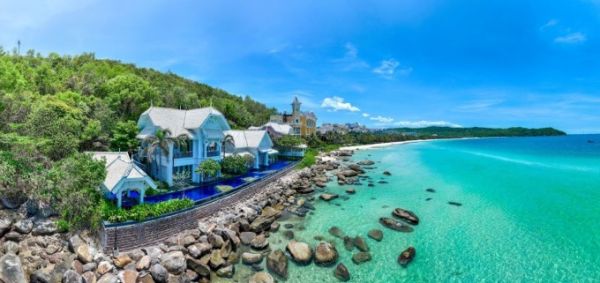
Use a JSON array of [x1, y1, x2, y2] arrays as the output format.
[[233, 135, 600, 282]]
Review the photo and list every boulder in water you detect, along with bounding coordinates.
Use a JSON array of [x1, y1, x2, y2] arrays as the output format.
[[367, 229, 383, 241], [328, 226, 344, 238], [379, 217, 414, 232], [351, 252, 371, 265], [448, 201, 462, 206], [266, 249, 288, 279], [426, 188, 436, 193], [398, 247, 416, 267], [392, 208, 419, 225], [286, 241, 312, 264], [320, 193, 339, 201], [353, 236, 369, 252], [334, 263, 350, 281], [314, 242, 338, 266]]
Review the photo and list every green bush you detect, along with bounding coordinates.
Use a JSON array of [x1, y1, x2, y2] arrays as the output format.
[[101, 198, 194, 223], [196, 159, 221, 178], [222, 155, 252, 175], [297, 149, 317, 169]]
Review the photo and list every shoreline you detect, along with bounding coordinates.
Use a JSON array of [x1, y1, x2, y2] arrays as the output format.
[[339, 137, 480, 151]]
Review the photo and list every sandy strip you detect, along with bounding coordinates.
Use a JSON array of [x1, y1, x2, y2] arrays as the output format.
[[339, 139, 432, 151]]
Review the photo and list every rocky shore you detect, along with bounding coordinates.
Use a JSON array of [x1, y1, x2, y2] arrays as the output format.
[[1, 148, 421, 283]]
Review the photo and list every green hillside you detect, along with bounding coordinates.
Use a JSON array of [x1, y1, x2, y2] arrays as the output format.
[[382, 126, 566, 138]]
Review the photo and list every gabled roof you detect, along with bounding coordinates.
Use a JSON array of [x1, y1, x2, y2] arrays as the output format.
[[249, 122, 293, 135], [87, 152, 156, 193], [225, 130, 272, 149], [137, 107, 230, 139]]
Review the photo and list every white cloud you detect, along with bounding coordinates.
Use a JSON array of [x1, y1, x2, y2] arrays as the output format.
[[393, 120, 462, 128], [373, 59, 412, 78], [344, 43, 358, 58], [362, 113, 370, 118], [554, 32, 587, 44], [335, 42, 369, 71], [370, 115, 394, 124], [321, 96, 360, 112], [540, 19, 558, 30]]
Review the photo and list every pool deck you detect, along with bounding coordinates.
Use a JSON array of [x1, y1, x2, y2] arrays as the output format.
[[99, 161, 298, 253]]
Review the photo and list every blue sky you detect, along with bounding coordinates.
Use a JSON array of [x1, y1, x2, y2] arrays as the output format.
[[1, 0, 600, 133]]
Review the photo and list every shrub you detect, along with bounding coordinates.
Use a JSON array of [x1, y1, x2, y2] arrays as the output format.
[[222, 155, 252, 175], [297, 148, 316, 169], [101, 198, 194, 223], [196, 159, 221, 179]]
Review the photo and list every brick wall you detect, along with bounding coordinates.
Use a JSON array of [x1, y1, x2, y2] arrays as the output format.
[[100, 163, 296, 253]]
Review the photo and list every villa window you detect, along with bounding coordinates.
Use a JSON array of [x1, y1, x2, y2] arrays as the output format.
[[207, 142, 219, 157]]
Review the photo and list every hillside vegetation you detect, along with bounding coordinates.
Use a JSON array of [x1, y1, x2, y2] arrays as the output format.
[[0, 49, 275, 229]]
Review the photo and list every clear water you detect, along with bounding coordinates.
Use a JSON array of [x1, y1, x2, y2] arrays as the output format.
[[232, 135, 600, 282]]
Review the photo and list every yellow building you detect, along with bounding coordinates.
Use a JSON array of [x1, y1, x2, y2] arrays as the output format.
[[270, 97, 317, 137]]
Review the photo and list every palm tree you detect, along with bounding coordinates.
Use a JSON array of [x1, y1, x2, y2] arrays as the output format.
[[222, 134, 235, 159], [143, 129, 188, 178]]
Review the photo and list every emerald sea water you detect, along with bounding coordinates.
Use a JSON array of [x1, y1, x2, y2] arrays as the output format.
[[230, 135, 600, 282]]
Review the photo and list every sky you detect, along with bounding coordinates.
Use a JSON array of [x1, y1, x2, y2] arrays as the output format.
[[1, 0, 600, 133]]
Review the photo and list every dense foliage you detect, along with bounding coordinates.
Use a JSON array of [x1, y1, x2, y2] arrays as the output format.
[[221, 155, 252, 175], [0, 49, 276, 230], [101, 198, 194, 223], [273, 135, 305, 148], [196, 159, 221, 179], [382, 126, 566, 138]]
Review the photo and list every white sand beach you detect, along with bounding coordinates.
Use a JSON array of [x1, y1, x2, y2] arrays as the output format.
[[339, 139, 432, 151]]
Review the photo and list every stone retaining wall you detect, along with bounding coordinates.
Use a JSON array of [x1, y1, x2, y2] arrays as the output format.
[[100, 163, 297, 253]]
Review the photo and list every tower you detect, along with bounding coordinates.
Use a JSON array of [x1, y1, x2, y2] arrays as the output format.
[[292, 96, 301, 115]]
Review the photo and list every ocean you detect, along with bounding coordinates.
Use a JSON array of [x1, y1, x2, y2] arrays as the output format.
[[230, 135, 600, 282]]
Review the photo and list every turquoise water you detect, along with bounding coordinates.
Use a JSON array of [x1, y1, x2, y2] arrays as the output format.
[[232, 135, 600, 282]]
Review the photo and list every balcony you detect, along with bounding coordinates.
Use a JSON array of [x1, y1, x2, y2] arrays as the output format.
[[207, 151, 220, 157], [173, 151, 193, 158]]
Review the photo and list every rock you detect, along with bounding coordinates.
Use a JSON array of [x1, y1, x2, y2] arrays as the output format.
[[266, 249, 288, 279], [357, 160, 375, 166], [353, 236, 369, 252], [30, 270, 52, 283], [345, 188, 356, 194], [0, 253, 26, 283], [96, 261, 113, 275], [249, 206, 281, 233], [348, 164, 364, 173], [62, 270, 83, 283], [113, 254, 132, 268], [314, 242, 338, 266], [216, 265, 234, 278], [425, 197, 432, 201], [97, 273, 118, 283], [398, 247, 416, 267], [72, 260, 84, 274], [426, 188, 435, 193], [334, 263, 350, 282], [68, 235, 85, 253], [13, 219, 33, 234], [3, 241, 20, 254], [448, 201, 462, 206], [341, 170, 359, 177], [314, 181, 327, 188], [383, 171, 391, 176], [186, 256, 211, 278], [379, 217, 414, 232], [137, 255, 151, 270], [209, 250, 225, 270], [343, 236, 354, 251], [250, 234, 269, 250], [76, 244, 94, 264], [185, 269, 199, 281], [283, 230, 294, 240], [149, 264, 168, 283], [286, 240, 312, 264], [160, 251, 186, 275], [351, 252, 371, 265], [328, 226, 344, 238], [207, 233, 224, 249], [0, 218, 13, 238], [240, 232, 257, 245], [82, 262, 96, 273], [283, 223, 294, 229], [392, 208, 419, 225], [270, 222, 280, 232], [118, 270, 138, 283], [31, 220, 57, 235], [249, 271, 274, 283], [320, 193, 339, 201], [81, 272, 96, 283], [188, 243, 211, 259], [181, 235, 196, 247], [367, 229, 383, 241], [242, 252, 263, 265], [4, 231, 23, 242]]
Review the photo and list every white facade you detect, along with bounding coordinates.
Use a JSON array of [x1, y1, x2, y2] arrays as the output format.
[[224, 130, 277, 169]]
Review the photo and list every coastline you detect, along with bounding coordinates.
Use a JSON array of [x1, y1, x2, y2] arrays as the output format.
[[339, 137, 481, 151]]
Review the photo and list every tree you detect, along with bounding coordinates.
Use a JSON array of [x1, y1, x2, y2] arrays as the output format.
[[102, 74, 159, 120], [142, 129, 188, 177], [110, 120, 139, 152], [222, 155, 252, 175], [196, 159, 221, 180]]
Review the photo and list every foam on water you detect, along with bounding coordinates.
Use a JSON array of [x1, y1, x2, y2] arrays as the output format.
[[229, 135, 600, 282]]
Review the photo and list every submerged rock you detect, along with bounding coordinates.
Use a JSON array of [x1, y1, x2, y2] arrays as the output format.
[[392, 208, 420, 225], [345, 188, 356, 194], [343, 237, 354, 251], [267, 249, 288, 279], [249, 272, 274, 283], [250, 234, 269, 250], [398, 247, 416, 267], [320, 193, 339, 201], [286, 241, 312, 264], [448, 201, 462, 206], [357, 160, 375, 166], [367, 229, 383, 241], [240, 232, 257, 245], [379, 217, 414, 232], [426, 188, 436, 193], [328, 226, 345, 238], [314, 242, 338, 266], [351, 252, 371, 265], [383, 171, 391, 176], [334, 263, 350, 282], [353, 236, 369, 252], [241, 253, 263, 265]]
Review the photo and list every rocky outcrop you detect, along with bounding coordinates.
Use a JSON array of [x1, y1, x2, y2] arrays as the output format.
[[367, 229, 383, 241], [267, 249, 288, 279], [249, 206, 281, 233], [392, 208, 419, 225], [314, 242, 338, 266], [398, 247, 416, 267], [286, 241, 312, 264], [379, 217, 414, 232], [334, 263, 350, 281]]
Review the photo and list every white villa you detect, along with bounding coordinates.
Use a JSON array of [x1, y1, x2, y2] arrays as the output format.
[[224, 130, 278, 169], [249, 122, 293, 138], [135, 106, 279, 186], [89, 152, 157, 208]]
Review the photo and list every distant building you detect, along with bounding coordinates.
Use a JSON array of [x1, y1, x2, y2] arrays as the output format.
[[318, 122, 369, 135], [249, 122, 293, 139], [269, 97, 317, 136]]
